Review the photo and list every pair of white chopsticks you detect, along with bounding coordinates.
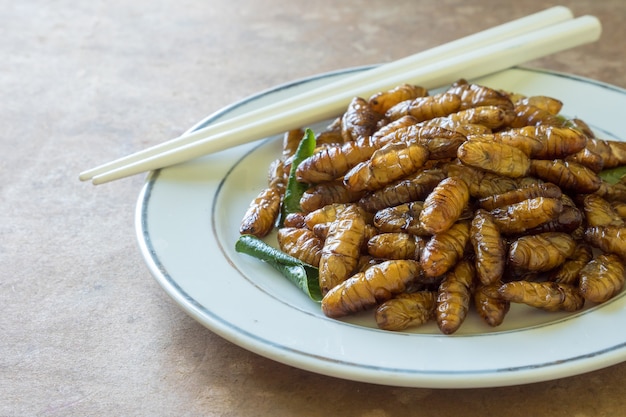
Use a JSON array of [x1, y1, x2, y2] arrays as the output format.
[[80, 6, 601, 185]]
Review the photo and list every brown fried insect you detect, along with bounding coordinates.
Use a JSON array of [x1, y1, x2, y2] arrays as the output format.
[[578, 253, 626, 303], [547, 243, 593, 285], [299, 180, 364, 213], [515, 95, 563, 115], [595, 180, 626, 203], [296, 140, 376, 184], [315, 118, 344, 146], [478, 182, 562, 211], [612, 201, 626, 219], [419, 176, 470, 234], [375, 291, 436, 331], [303, 203, 368, 229], [373, 201, 430, 236], [358, 168, 445, 212], [282, 129, 306, 159], [532, 126, 588, 159], [525, 194, 583, 235], [445, 163, 519, 198], [318, 206, 367, 295], [344, 142, 430, 192], [385, 92, 462, 122], [370, 115, 418, 145], [508, 232, 577, 272], [421, 105, 510, 130], [421, 220, 471, 278], [457, 140, 530, 178], [470, 209, 506, 285], [498, 281, 584, 312], [566, 148, 605, 173], [585, 138, 626, 169], [508, 103, 564, 128], [321, 259, 421, 318], [277, 227, 324, 267], [436, 259, 475, 334], [239, 159, 287, 237], [528, 159, 602, 194], [371, 124, 466, 159], [490, 197, 563, 235], [582, 194, 625, 227], [446, 81, 514, 111], [584, 225, 626, 259], [474, 282, 509, 327], [341, 97, 384, 142], [367, 232, 427, 261], [368, 84, 429, 114]]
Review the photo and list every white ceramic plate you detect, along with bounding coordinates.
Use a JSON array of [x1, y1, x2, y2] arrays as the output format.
[[136, 67, 626, 388]]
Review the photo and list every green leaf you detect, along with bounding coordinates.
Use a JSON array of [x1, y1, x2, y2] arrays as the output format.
[[279, 128, 316, 226], [235, 234, 322, 302], [599, 165, 626, 185]]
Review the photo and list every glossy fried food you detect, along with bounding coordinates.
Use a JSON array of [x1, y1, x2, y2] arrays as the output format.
[[375, 291, 436, 331], [321, 259, 420, 318], [419, 176, 470, 235], [318, 205, 367, 295], [578, 253, 626, 303], [436, 259, 475, 334], [239, 78, 626, 335], [470, 209, 506, 285]]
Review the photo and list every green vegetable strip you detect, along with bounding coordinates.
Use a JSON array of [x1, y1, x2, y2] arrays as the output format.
[[279, 128, 316, 226], [235, 234, 322, 302], [599, 165, 626, 185]]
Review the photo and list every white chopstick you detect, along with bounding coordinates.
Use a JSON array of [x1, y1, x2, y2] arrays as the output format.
[[82, 9, 602, 185], [79, 6, 573, 183]]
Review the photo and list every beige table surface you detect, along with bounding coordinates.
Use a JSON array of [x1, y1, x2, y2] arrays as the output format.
[[3, 0, 626, 416]]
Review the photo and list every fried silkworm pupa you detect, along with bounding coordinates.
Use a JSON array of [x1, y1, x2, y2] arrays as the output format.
[[478, 182, 562, 211], [470, 209, 506, 285], [436, 259, 475, 334], [547, 242, 593, 285], [529, 159, 602, 194], [373, 201, 430, 236], [239, 159, 286, 237], [508, 103, 565, 128], [421, 220, 471, 278], [498, 281, 584, 312], [385, 92, 462, 122], [525, 126, 588, 160], [421, 105, 510, 130], [375, 291, 437, 331], [585, 138, 626, 169], [370, 115, 418, 145], [508, 232, 577, 273], [318, 205, 367, 295], [299, 180, 365, 213], [315, 118, 344, 147], [515, 95, 563, 115], [341, 97, 384, 142], [490, 197, 563, 235], [367, 232, 427, 261], [584, 225, 626, 259], [296, 140, 376, 184], [525, 194, 583, 235], [613, 201, 626, 219], [457, 139, 530, 178], [282, 128, 306, 159], [582, 194, 625, 227], [566, 148, 605, 173], [358, 168, 445, 212], [595, 180, 626, 203], [303, 203, 368, 229], [368, 84, 428, 114], [419, 176, 470, 234], [446, 81, 514, 111], [277, 227, 324, 267], [372, 124, 466, 159], [321, 259, 421, 318], [344, 142, 430, 192], [578, 253, 626, 303], [446, 163, 519, 199], [474, 282, 509, 327]]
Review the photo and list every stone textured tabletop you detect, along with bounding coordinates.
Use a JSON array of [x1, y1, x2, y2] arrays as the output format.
[[2, 1, 626, 416]]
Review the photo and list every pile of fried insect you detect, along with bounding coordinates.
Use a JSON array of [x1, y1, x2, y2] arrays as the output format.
[[239, 79, 626, 335]]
